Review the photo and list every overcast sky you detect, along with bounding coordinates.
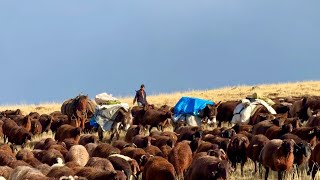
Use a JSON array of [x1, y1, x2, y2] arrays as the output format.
[[0, 1, 319, 104]]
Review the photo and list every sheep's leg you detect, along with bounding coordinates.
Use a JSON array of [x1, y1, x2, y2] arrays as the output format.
[[254, 161, 257, 174], [312, 168, 317, 180], [241, 161, 245, 176], [278, 171, 283, 180], [265, 167, 269, 180], [98, 126, 104, 141]]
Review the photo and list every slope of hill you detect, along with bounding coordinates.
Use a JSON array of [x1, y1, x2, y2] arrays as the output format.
[[1, 80, 319, 115]]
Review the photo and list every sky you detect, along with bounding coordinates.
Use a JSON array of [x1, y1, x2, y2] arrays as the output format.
[[0, 1, 319, 104]]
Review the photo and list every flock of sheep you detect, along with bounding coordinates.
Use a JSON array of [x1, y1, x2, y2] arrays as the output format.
[[0, 95, 320, 180]]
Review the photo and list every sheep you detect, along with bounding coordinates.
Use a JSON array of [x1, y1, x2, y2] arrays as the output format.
[[121, 147, 150, 171], [246, 134, 270, 173], [0, 150, 16, 166], [38, 114, 53, 133], [185, 156, 232, 180], [2, 119, 18, 143], [202, 135, 230, 152], [112, 140, 137, 151], [63, 138, 78, 150], [133, 135, 154, 148], [8, 125, 32, 146], [308, 142, 320, 179], [168, 141, 193, 180], [144, 145, 164, 157], [78, 134, 98, 146], [260, 139, 295, 180], [0, 166, 13, 179], [46, 166, 75, 178], [65, 145, 89, 167], [160, 145, 172, 159], [151, 135, 174, 148], [36, 163, 52, 176], [75, 167, 117, 180], [85, 157, 115, 172], [34, 149, 64, 166], [85, 143, 98, 157], [30, 119, 42, 135], [292, 126, 320, 148], [55, 124, 81, 142], [265, 124, 293, 140], [91, 143, 120, 158], [16, 149, 43, 168], [226, 134, 249, 176], [125, 125, 144, 143], [142, 156, 176, 180], [196, 141, 219, 153], [15, 115, 32, 132], [8, 166, 48, 180], [108, 155, 135, 180], [8, 160, 32, 169]]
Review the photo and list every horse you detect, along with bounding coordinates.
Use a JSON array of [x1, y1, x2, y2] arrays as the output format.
[[61, 95, 96, 129], [97, 107, 133, 142]]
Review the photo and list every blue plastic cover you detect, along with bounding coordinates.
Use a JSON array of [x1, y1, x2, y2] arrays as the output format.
[[174, 97, 214, 117]]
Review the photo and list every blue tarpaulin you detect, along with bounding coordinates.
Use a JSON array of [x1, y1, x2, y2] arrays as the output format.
[[174, 97, 214, 117]]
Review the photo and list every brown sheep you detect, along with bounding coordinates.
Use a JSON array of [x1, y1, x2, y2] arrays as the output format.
[[8, 166, 48, 180], [0, 143, 15, 157], [8, 125, 32, 146], [15, 115, 32, 132], [265, 124, 293, 140], [292, 126, 320, 148], [8, 160, 32, 169], [38, 114, 53, 133], [260, 139, 295, 180], [92, 143, 120, 158], [185, 156, 232, 180], [141, 108, 172, 132], [63, 138, 78, 150], [226, 134, 249, 176], [16, 149, 35, 160], [0, 150, 16, 166], [125, 125, 144, 143], [247, 134, 270, 173], [133, 135, 154, 148], [75, 167, 117, 180], [196, 141, 219, 153], [112, 140, 137, 151], [168, 141, 193, 180], [0, 120, 3, 139], [86, 157, 115, 172], [2, 119, 18, 143], [30, 119, 42, 135], [65, 145, 89, 167], [47, 144, 69, 158], [160, 145, 172, 159], [85, 143, 98, 157], [144, 145, 164, 157], [121, 147, 150, 171], [232, 123, 253, 133], [46, 166, 75, 178], [151, 135, 174, 148], [50, 114, 69, 133], [29, 112, 40, 119], [55, 124, 81, 142], [142, 156, 176, 180], [78, 134, 98, 146], [202, 135, 230, 152], [36, 164, 52, 176], [0, 166, 13, 179], [252, 119, 280, 135], [108, 154, 136, 180], [34, 149, 64, 166]]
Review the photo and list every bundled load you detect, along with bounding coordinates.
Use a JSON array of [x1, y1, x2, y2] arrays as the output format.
[[231, 92, 277, 124], [173, 97, 215, 126], [95, 92, 121, 105]]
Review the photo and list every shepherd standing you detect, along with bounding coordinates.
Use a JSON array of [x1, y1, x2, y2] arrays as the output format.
[[133, 84, 148, 107]]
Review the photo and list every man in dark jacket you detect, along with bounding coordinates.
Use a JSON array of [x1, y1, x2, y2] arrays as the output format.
[[133, 84, 147, 106]]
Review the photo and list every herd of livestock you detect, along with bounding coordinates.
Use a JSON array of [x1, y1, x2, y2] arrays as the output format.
[[1, 95, 320, 180]]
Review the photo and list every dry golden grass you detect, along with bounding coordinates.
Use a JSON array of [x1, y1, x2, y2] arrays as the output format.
[[1, 80, 320, 115]]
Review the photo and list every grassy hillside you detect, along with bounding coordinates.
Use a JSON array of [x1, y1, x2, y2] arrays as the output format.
[[1, 80, 320, 115]]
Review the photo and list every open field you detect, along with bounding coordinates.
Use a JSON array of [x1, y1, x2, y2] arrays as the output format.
[[1, 80, 320, 115], [1, 80, 320, 179]]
